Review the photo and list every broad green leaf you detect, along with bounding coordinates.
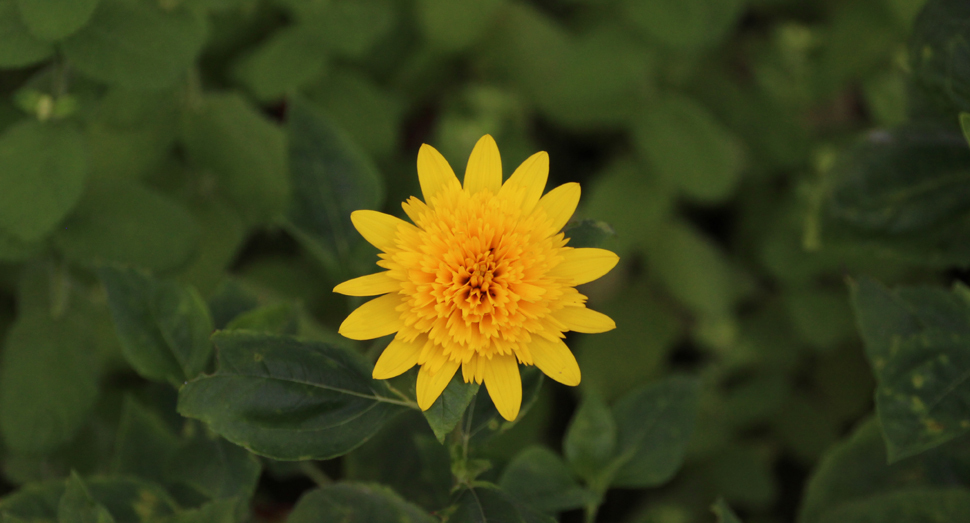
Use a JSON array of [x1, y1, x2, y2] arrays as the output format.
[[225, 302, 299, 335], [344, 412, 452, 512], [62, 0, 206, 89], [423, 372, 479, 443], [177, 331, 409, 460], [232, 25, 327, 102], [711, 498, 743, 523], [450, 484, 556, 523], [308, 0, 395, 59], [0, 229, 40, 262], [817, 488, 970, 523], [828, 123, 970, 234], [0, 120, 86, 241], [0, 477, 178, 522], [178, 197, 247, 296], [850, 277, 970, 460], [0, 0, 52, 67], [181, 93, 289, 225], [306, 70, 403, 157], [469, 367, 543, 444], [416, 0, 503, 53], [699, 445, 777, 509], [98, 265, 213, 385], [159, 499, 241, 523], [562, 220, 616, 249], [610, 376, 700, 488], [287, 483, 436, 523], [17, 0, 99, 40], [165, 427, 261, 501], [634, 94, 744, 202], [909, 0, 970, 117], [207, 279, 261, 330], [498, 446, 593, 513], [799, 417, 970, 523], [620, 0, 743, 50], [285, 98, 384, 272], [54, 181, 200, 272], [58, 473, 115, 523], [111, 396, 179, 483], [563, 393, 616, 481], [0, 314, 99, 454]]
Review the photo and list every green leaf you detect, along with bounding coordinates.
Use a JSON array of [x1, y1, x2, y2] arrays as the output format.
[[817, 488, 970, 523], [98, 265, 213, 385], [469, 367, 543, 444], [165, 427, 261, 501], [799, 417, 970, 523], [416, 0, 503, 53], [562, 220, 616, 249], [0, 0, 52, 67], [0, 229, 41, 262], [287, 483, 436, 523], [17, 0, 99, 40], [224, 302, 299, 335], [498, 446, 593, 513], [423, 372, 479, 443], [450, 484, 556, 523], [711, 498, 743, 523], [0, 314, 99, 454], [610, 376, 701, 488], [828, 123, 970, 234], [177, 331, 409, 460], [111, 396, 179, 483], [159, 498, 241, 523], [0, 477, 178, 522], [908, 0, 970, 117], [285, 98, 384, 271], [344, 412, 452, 512], [563, 393, 616, 481], [620, 0, 743, 50], [62, 0, 206, 90], [53, 181, 200, 272], [305, 70, 402, 157], [634, 94, 744, 202], [850, 277, 970, 460], [58, 473, 115, 523], [307, 0, 395, 59], [0, 120, 86, 241], [961, 112, 970, 148], [181, 93, 289, 225], [232, 25, 327, 102]]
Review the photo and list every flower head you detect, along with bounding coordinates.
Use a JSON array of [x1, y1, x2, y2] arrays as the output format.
[[335, 135, 618, 421]]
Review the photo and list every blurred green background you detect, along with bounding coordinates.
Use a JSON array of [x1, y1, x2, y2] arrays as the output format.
[[0, 0, 960, 521]]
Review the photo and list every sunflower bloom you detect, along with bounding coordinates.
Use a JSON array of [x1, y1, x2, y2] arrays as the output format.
[[335, 135, 619, 421]]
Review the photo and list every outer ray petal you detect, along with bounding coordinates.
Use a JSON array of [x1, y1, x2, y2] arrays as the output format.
[[373, 335, 425, 379], [463, 134, 502, 195], [550, 248, 620, 285], [338, 294, 404, 340], [498, 151, 549, 213], [537, 182, 580, 233], [333, 272, 399, 296], [417, 144, 461, 205], [553, 306, 616, 333], [529, 336, 580, 386], [416, 358, 461, 410], [484, 354, 522, 421], [351, 210, 416, 252]]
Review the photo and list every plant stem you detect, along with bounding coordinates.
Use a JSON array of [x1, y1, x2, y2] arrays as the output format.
[[298, 461, 332, 487]]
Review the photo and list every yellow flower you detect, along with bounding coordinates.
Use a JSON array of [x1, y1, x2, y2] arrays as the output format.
[[335, 135, 619, 421]]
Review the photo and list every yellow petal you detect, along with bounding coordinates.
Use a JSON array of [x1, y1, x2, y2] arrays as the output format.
[[498, 151, 549, 213], [537, 182, 580, 233], [529, 336, 580, 386], [416, 358, 461, 410], [373, 335, 425, 379], [550, 248, 619, 285], [463, 134, 502, 195], [417, 143, 461, 205], [338, 294, 403, 340], [554, 306, 616, 333], [333, 272, 399, 296], [484, 353, 522, 421], [351, 210, 416, 252]]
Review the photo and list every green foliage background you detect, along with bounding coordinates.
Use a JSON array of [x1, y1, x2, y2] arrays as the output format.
[[2, 0, 970, 521]]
